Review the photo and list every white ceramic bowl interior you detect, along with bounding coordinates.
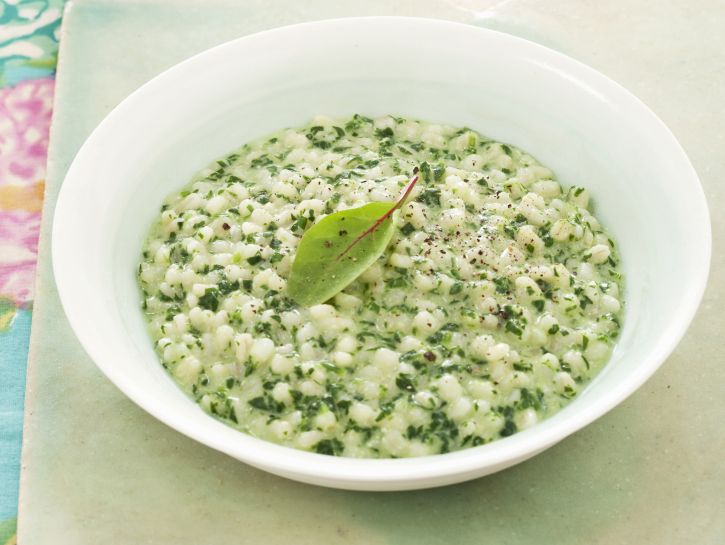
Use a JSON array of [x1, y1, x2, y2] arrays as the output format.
[[53, 17, 710, 491]]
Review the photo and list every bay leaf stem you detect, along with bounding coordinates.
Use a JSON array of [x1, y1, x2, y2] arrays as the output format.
[[337, 173, 420, 260]]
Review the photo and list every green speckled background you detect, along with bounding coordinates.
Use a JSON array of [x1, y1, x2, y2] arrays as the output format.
[[18, 0, 725, 543]]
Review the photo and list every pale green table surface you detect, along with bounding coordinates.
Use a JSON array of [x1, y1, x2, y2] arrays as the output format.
[[18, 0, 725, 543]]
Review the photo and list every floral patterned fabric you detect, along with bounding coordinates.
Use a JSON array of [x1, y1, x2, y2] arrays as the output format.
[[0, 79, 52, 315], [0, 1, 65, 543]]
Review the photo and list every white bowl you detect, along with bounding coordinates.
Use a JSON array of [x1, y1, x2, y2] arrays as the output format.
[[53, 17, 711, 491]]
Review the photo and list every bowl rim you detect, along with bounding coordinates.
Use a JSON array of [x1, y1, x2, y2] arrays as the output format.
[[52, 16, 712, 488]]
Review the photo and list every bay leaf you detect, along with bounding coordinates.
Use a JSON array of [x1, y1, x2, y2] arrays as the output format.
[[287, 202, 397, 306]]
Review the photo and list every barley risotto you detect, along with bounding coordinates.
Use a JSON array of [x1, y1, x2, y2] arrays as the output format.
[[138, 115, 624, 458]]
